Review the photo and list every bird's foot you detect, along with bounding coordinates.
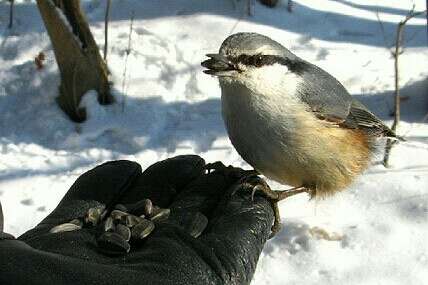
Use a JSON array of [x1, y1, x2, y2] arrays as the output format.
[[253, 183, 313, 237], [253, 185, 313, 202], [235, 174, 312, 238]]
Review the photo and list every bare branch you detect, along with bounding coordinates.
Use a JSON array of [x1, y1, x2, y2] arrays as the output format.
[[259, 0, 278, 8], [247, 0, 255, 16], [383, 8, 427, 167], [287, 0, 293, 13], [121, 12, 135, 112], [103, 0, 111, 61], [8, 0, 14, 29], [375, 9, 394, 55]]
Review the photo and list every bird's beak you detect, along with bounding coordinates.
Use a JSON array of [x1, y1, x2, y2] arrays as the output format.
[[201, 54, 239, 77]]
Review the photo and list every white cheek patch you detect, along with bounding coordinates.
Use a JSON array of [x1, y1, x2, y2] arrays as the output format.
[[244, 63, 301, 100]]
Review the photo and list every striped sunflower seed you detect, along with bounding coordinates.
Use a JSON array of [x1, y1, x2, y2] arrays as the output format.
[[115, 223, 131, 242], [150, 207, 170, 223], [131, 219, 155, 240], [97, 232, 130, 256], [49, 222, 81, 234]]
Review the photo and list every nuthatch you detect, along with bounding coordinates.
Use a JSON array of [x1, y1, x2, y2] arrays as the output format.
[[202, 33, 400, 232]]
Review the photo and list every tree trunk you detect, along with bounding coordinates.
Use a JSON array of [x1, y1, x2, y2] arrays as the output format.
[[36, 0, 113, 122]]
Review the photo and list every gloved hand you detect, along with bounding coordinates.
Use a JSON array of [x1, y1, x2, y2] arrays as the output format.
[[0, 155, 274, 285]]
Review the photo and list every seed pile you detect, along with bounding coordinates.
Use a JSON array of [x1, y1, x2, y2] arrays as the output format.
[[49, 199, 170, 255]]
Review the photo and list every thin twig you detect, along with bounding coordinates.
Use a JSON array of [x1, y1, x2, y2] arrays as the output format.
[[121, 12, 134, 112], [247, 0, 254, 16], [72, 61, 81, 118], [103, 0, 111, 61], [8, 0, 14, 29], [422, 112, 428, 123], [229, 13, 244, 35], [287, 0, 293, 13], [383, 8, 427, 167], [375, 9, 394, 54]]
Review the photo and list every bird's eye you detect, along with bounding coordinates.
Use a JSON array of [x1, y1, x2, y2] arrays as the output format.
[[252, 55, 264, 67], [236, 54, 265, 68]]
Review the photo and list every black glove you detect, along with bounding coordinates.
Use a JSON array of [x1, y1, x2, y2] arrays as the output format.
[[0, 155, 274, 285]]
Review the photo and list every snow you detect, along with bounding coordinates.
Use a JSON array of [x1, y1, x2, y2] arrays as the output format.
[[1, 0, 427, 284]]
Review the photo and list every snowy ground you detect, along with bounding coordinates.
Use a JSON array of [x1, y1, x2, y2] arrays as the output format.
[[1, 0, 427, 284]]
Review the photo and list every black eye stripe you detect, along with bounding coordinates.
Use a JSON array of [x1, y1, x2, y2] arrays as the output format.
[[234, 54, 288, 67], [233, 54, 305, 74]]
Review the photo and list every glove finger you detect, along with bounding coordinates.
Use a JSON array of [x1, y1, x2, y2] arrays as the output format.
[[118, 155, 205, 207], [160, 170, 234, 237], [198, 182, 274, 284], [60, 160, 141, 205]]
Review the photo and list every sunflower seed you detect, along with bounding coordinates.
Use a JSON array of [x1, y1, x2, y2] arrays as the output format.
[[85, 205, 106, 226], [150, 208, 170, 223], [115, 223, 131, 242], [114, 204, 128, 212], [104, 217, 115, 232], [69, 219, 83, 227], [142, 199, 153, 216], [110, 210, 128, 223], [148, 205, 160, 218], [97, 232, 130, 255], [125, 214, 143, 228], [49, 223, 81, 234], [131, 219, 155, 240], [127, 199, 153, 216]]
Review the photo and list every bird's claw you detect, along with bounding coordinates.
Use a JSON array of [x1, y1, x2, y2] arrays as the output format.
[[233, 174, 312, 238]]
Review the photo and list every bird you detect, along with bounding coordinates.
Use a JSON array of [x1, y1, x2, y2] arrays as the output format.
[[201, 32, 401, 233]]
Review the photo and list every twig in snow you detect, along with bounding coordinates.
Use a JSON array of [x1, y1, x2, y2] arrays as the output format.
[[383, 7, 427, 167], [259, 0, 278, 8], [8, 0, 14, 29], [121, 12, 134, 112], [247, 0, 255, 16], [229, 11, 244, 35], [103, 0, 111, 62], [230, 0, 238, 10], [375, 9, 393, 51], [287, 0, 293, 13]]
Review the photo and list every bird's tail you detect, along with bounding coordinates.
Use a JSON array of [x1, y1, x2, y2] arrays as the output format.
[[384, 127, 405, 142]]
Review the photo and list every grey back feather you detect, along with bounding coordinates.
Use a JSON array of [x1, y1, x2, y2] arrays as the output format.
[[294, 60, 396, 138], [296, 62, 352, 121]]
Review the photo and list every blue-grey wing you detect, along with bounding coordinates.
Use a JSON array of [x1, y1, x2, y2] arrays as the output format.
[[293, 61, 396, 138], [345, 99, 396, 137]]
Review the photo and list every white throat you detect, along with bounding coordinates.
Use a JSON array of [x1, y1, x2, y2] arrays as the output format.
[[218, 64, 308, 179]]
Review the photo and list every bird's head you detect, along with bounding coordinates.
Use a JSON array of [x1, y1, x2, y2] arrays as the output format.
[[202, 33, 302, 90]]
